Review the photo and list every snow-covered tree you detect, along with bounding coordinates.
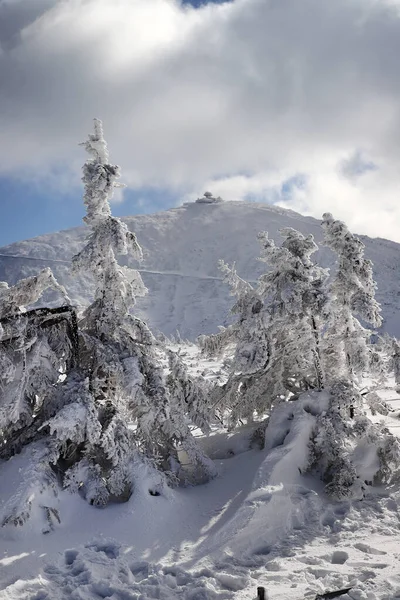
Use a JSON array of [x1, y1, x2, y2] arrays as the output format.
[[0, 271, 73, 458], [0, 120, 216, 528], [166, 350, 212, 434], [378, 334, 400, 392], [71, 119, 215, 495], [0, 441, 60, 532], [321, 213, 382, 384], [0, 267, 70, 320], [0, 271, 83, 528], [394, 339, 400, 390], [257, 227, 328, 394], [204, 228, 328, 428], [200, 260, 265, 366], [72, 118, 147, 338], [219, 260, 267, 375], [199, 259, 269, 427], [264, 218, 394, 500]]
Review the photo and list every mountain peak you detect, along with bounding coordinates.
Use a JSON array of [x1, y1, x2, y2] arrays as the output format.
[[1, 201, 399, 339]]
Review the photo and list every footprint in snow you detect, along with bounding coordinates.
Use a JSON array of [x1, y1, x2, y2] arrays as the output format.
[[384, 498, 398, 512], [330, 551, 349, 565], [353, 543, 387, 556], [308, 567, 339, 579], [85, 539, 120, 559], [253, 545, 271, 557], [64, 549, 79, 566]]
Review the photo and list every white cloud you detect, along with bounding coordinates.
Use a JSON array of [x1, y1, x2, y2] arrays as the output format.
[[1, 0, 400, 239]]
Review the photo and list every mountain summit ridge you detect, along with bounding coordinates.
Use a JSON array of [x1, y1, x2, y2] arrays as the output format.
[[1, 201, 400, 339]]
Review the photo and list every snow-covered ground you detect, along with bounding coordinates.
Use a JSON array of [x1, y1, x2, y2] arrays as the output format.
[[2, 347, 400, 600]]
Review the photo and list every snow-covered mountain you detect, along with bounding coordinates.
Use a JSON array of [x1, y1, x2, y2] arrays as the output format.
[[1, 200, 400, 339], [3, 199, 400, 600]]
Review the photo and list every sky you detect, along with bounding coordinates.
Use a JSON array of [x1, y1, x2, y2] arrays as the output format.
[[1, 0, 400, 246]]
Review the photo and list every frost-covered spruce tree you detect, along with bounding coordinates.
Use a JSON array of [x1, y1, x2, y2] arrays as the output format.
[[199, 259, 268, 427], [204, 228, 328, 428], [0, 271, 82, 530], [378, 335, 400, 392], [0, 268, 69, 320], [166, 350, 212, 434], [199, 259, 266, 374], [73, 118, 147, 337], [302, 215, 396, 499], [164, 350, 217, 479], [391, 338, 400, 392], [219, 260, 268, 375], [0, 269, 72, 456], [162, 359, 217, 482], [72, 119, 215, 493], [257, 228, 328, 395], [321, 213, 382, 384]]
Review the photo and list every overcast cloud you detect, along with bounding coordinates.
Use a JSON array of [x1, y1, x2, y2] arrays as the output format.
[[1, 0, 400, 239]]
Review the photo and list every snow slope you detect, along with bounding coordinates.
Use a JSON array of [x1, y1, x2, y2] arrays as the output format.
[[2, 383, 400, 600], [1, 201, 400, 339], [2, 342, 400, 600]]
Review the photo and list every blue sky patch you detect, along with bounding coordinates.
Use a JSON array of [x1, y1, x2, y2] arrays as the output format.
[[281, 174, 307, 200], [181, 0, 232, 6], [0, 175, 182, 247]]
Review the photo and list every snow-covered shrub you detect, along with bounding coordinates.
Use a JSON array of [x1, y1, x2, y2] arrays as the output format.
[[0, 272, 89, 526], [365, 391, 392, 416], [261, 379, 400, 501], [0, 441, 60, 533], [0, 305, 77, 461], [0, 268, 69, 319], [307, 381, 400, 499]]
